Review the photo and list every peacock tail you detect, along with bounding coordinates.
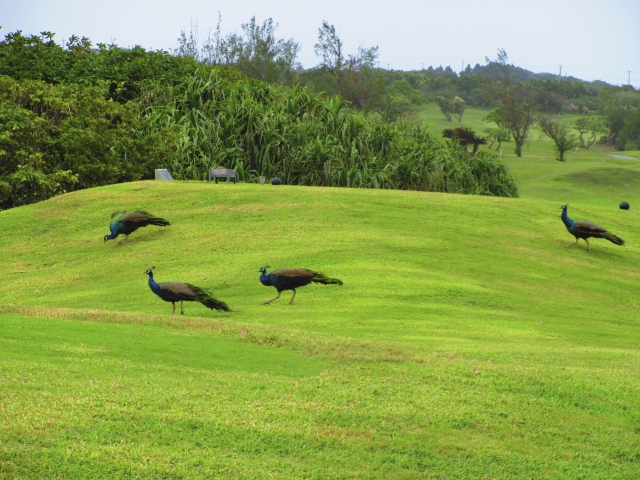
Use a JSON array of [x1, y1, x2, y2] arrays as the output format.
[[144, 214, 170, 227], [185, 284, 231, 312], [601, 231, 625, 246], [574, 219, 625, 245], [311, 272, 344, 285]]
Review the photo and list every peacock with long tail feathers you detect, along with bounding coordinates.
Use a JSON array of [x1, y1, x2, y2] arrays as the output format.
[[258, 266, 343, 305], [560, 204, 625, 252], [145, 267, 231, 315], [104, 211, 170, 245]]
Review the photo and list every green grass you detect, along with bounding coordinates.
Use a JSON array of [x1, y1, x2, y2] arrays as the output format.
[[1, 179, 640, 478], [420, 103, 640, 207]]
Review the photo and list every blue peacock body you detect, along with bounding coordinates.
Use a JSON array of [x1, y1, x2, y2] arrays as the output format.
[[104, 211, 170, 244], [561, 204, 625, 252], [145, 268, 230, 314], [259, 266, 343, 305]]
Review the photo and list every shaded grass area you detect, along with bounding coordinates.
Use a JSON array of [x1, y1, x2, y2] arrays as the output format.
[[1, 182, 640, 478]]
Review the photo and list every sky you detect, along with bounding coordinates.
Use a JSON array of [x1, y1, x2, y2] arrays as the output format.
[[2, 0, 639, 88]]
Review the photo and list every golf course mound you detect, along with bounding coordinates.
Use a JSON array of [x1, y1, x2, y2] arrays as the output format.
[[1, 181, 639, 478]]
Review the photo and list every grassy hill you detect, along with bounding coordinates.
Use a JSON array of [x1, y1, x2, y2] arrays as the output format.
[[1, 179, 640, 478]]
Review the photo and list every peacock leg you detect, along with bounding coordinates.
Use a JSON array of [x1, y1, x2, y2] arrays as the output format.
[[289, 289, 297, 305], [117, 235, 129, 246], [262, 291, 281, 305], [565, 238, 579, 248], [180, 301, 185, 315], [171, 302, 176, 315], [585, 238, 591, 252]]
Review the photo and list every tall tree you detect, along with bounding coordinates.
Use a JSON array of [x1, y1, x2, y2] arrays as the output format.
[[176, 16, 300, 85], [537, 117, 579, 162], [574, 116, 607, 149], [598, 85, 640, 149], [452, 96, 466, 122], [485, 82, 539, 157], [378, 79, 425, 122], [313, 21, 381, 110], [483, 127, 510, 150], [435, 96, 453, 121]]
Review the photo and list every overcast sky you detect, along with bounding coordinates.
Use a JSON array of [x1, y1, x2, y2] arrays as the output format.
[[2, 0, 639, 87]]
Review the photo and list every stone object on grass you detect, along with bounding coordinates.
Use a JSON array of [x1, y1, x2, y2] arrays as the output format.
[[155, 169, 174, 181]]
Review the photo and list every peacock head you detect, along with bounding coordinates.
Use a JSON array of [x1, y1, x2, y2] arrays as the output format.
[[561, 204, 568, 210], [258, 265, 270, 274], [145, 266, 156, 276], [103, 234, 111, 243]]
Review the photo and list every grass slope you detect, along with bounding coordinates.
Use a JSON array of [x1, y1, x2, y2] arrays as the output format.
[[1, 181, 640, 478]]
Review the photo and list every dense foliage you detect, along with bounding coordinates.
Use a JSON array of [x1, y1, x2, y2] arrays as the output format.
[[598, 85, 640, 150], [139, 67, 517, 196], [0, 75, 180, 209], [0, 30, 518, 209]]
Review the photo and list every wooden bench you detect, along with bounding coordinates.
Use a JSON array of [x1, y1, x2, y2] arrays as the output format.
[[208, 168, 237, 184]]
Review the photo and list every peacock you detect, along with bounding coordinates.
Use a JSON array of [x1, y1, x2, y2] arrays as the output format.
[[258, 266, 343, 305], [560, 204, 625, 252], [104, 211, 170, 245], [145, 267, 231, 315]]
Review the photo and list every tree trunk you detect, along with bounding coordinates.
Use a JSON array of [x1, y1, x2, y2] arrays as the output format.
[[515, 139, 523, 157], [578, 132, 585, 148]]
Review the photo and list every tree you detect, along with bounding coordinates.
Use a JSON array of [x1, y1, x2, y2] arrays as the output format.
[[442, 127, 487, 156], [313, 21, 381, 110], [619, 108, 640, 150], [483, 127, 510, 150], [378, 79, 425, 122], [598, 86, 640, 149], [378, 93, 415, 122], [435, 96, 453, 121], [176, 16, 301, 85], [537, 117, 579, 162], [483, 48, 511, 97], [452, 96, 466, 122], [233, 17, 301, 84], [485, 82, 539, 157], [314, 22, 345, 82], [574, 115, 607, 149]]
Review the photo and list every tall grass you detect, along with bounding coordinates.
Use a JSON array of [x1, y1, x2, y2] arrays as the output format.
[[138, 67, 518, 197]]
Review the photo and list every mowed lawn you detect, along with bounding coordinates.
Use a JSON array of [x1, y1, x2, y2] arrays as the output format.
[[420, 102, 640, 208], [1, 178, 640, 478]]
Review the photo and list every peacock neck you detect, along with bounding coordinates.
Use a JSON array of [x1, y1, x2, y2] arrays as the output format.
[[148, 274, 160, 292], [106, 225, 120, 240], [561, 208, 574, 228], [260, 272, 272, 286]]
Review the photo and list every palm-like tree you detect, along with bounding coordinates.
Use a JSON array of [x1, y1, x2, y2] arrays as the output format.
[[442, 127, 487, 156]]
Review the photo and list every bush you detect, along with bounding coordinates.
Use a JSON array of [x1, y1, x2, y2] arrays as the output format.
[[0, 75, 175, 208], [0, 31, 519, 209], [137, 67, 518, 197]]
